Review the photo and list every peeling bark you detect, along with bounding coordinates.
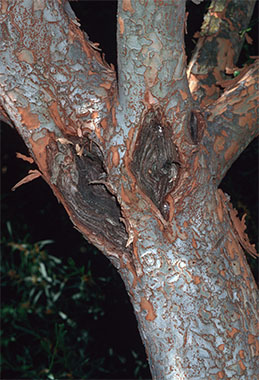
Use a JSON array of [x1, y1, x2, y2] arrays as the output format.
[[1, 0, 258, 378], [187, 0, 257, 107]]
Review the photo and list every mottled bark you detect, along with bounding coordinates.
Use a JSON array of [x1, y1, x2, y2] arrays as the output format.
[[187, 0, 257, 106], [0, 0, 258, 378]]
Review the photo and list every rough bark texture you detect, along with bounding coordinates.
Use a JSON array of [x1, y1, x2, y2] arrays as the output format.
[[0, 0, 258, 378]]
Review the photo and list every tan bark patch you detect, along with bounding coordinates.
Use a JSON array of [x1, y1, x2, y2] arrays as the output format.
[[140, 297, 156, 321], [112, 106, 117, 126], [192, 236, 197, 249], [28, 134, 52, 176], [193, 276, 201, 284], [100, 118, 108, 130], [179, 89, 188, 100], [238, 360, 246, 371], [111, 146, 120, 167], [49, 102, 64, 131], [100, 81, 112, 90], [218, 344, 224, 351], [227, 327, 239, 338], [122, 0, 134, 13], [91, 111, 99, 119], [18, 104, 40, 130], [118, 16, 124, 35]]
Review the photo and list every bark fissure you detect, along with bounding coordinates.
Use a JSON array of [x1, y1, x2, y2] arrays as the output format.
[[131, 107, 180, 218], [46, 135, 129, 252]]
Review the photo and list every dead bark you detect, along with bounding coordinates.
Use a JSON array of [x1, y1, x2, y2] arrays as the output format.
[[0, 0, 258, 378]]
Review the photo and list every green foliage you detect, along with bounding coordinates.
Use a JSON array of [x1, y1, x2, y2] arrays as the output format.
[[0, 224, 150, 379]]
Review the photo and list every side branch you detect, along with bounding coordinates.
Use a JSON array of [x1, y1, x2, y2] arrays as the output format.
[[204, 61, 258, 185], [187, 0, 256, 107], [0, 0, 129, 259]]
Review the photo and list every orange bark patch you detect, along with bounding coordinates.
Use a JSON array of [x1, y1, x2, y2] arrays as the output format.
[[16, 152, 34, 164], [126, 127, 135, 152], [118, 16, 124, 35], [238, 360, 246, 371], [100, 81, 112, 90], [239, 350, 245, 359], [192, 236, 197, 249], [18, 104, 40, 130], [49, 102, 64, 131], [193, 276, 201, 285], [217, 371, 225, 379], [224, 142, 239, 162], [218, 344, 224, 351], [91, 111, 99, 119], [111, 106, 117, 126], [179, 89, 188, 100], [100, 118, 108, 130], [165, 194, 175, 222], [193, 154, 199, 171], [122, 0, 134, 13], [111, 146, 120, 167], [95, 126, 104, 143], [140, 297, 156, 321], [28, 134, 52, 176], [227, 327, 239, 338], [12, 170, 41, 191], [121, 184, 131, 205], [213, 135, 225, 154]]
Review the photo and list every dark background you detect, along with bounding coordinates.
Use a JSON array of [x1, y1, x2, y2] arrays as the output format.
[[1, 1, 258, 379]]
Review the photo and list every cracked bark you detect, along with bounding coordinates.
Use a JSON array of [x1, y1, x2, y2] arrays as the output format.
[[0, 0, 258, 378]]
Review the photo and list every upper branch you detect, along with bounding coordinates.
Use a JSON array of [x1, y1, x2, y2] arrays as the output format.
[[117, 0, 190, 114], [203, 61, 258, 185], [187, 0, 256, 107]]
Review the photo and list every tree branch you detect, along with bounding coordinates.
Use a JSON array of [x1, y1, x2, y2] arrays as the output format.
[[0, 0, 129, 258], [117, 0, 188, 104], [115, 0, 192, 134], [204, 61, 258, 185], [187, 0, 256, 107]]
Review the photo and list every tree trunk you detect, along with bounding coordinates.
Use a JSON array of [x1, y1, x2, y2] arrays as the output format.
[[0, 0, 258, 378]]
